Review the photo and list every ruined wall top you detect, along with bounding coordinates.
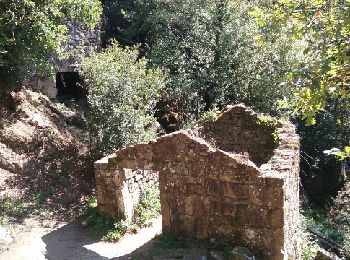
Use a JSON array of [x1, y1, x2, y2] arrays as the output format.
[[199, 104, 280, 167]]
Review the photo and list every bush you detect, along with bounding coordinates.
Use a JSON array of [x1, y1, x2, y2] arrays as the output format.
[[81, 188, 161, 242], [301, 206, 350, 259], [146, 0, 305, 118], [133, 184, 161, 227], [79, 42, 166, 156], [80, 197, 129, 242]]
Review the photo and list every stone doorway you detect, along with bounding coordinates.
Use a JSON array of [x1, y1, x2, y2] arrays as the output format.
[[121, 168, 161, 226]]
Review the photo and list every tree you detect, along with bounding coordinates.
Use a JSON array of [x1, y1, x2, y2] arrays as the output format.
[[145, 0, 305, 120], [101, 0, 155, 47], [78, 42, 166, 156], [0, 0, 102, 85], [99, 0, 305, 120], [253, 0, 350, 157], [298, 101, 350, 203]]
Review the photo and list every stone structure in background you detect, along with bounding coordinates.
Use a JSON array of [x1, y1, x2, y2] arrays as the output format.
[[22, 76, 57, 99], [23, 21, 101, 99], [95, 105, 301, 259]]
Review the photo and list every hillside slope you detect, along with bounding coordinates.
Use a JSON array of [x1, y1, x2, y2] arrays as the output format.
[[0, 88, 94, 245]]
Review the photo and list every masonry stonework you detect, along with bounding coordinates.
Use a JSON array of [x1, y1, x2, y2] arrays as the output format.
[[95, 105, 300, 259]]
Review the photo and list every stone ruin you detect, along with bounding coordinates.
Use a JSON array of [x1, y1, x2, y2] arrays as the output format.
[[95, 105, 301, 259]]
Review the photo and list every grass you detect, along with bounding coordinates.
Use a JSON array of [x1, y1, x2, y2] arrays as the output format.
[[0, 196, 28, 225], [80, 196, 127, 242], [132, 233, 236, 259], [80, 184, 161, 242], [128, 234, 191, 259]]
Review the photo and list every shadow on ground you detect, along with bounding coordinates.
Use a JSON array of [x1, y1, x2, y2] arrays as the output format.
[[42, 220, 109, 260], [42, 217, 213, 260], [42, 220, 163, 260]]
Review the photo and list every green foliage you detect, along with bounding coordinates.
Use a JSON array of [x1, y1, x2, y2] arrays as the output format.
[[0, 189, 57, 225], [250, 0, 350, 161], [79, 42, 166, 155], [325, 146, 350, 161], [257, 115, 280, 143], [255, 0, 350, 156], [146, 0, 304, 118], [102, 0, 304, 120], [303, 207, 345, 245], [333, 211, 350, 256], [80, 197, 128, 242], [298, 101, 350, 203], [301, 206, 350, 259], [81, 188, 161, 242], [101, 0, 156, 46], [147, 234, 187, 257], [300, 225, 318, 260], [198, 110, 220, 124], [133, 184, 161, 227], [0, 0, 102, 84]]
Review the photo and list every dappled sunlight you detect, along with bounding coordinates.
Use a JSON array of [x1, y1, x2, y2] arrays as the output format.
[[83, 217, 162, 258], [41, 218, 162, 260]]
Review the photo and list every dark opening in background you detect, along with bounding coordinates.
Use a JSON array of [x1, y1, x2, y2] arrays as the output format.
[[56, 72, 87, 100]]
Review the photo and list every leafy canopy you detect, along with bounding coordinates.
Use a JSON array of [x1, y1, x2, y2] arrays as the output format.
[[254, 0, 350, 121], [143, 0, 306, 118], [253, 0, 350, 157]]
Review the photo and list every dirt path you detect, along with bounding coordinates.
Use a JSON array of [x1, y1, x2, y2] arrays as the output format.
[[0, 217, 162, 260]]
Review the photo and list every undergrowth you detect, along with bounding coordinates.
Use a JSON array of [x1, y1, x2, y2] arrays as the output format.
[[0, 189, 58, 226], [81, 184, 161, 242], [133, 233, 236, 259], [133, 185, 161, 227], [80, 196, 129, 242], [301, 205, 350, 259]]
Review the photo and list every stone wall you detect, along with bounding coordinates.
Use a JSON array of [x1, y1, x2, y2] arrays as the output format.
[[95, 105, 301, 260], [95, 155, 158, 222], [22, 76, 57, 99], [200, 105, 278, 166]]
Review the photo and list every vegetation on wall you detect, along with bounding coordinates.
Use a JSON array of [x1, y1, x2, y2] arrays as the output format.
[[95, 1, 350, 255], [81, 184, 161, 242], [254, 0, 350, 159], [97, 0, 350, 201]]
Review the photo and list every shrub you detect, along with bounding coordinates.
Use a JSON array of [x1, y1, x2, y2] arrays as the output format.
[[0, 0, 102, 84], [133, 184, 161, 227], [81, 188, 161, 242], [80, 197, 129, 242], [79, 42, 166, 156]]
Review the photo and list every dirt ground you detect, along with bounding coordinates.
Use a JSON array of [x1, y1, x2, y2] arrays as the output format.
[[0, 217, 163, 260]]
